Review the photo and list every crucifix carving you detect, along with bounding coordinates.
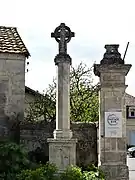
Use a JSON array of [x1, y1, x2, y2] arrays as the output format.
[[51, 23, 75, 54]]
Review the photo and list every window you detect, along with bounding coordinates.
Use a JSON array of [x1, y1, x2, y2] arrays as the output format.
[[131, 111, 135, 117], [127, 106, 135, 119]]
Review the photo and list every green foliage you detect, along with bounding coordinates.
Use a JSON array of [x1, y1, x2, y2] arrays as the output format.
[[0, 141, 105, 180], [0, 141, 30, 179], [82, 164, 105, 180], [25, 88, 56, 122], [60, 166, 83, 180], [83, 171, 104, 180], [60, 165, 104, 180], [17, 162, 59, 180], [17, 164, 105, 180], [70, 63, 99, 122], [26, 62, 99, 122]]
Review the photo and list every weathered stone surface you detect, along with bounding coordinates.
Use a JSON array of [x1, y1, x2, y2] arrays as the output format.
[[20, 122, 98, 166], [110, 138, 116, 150], [117, 138, 126, 151], [100, 165, 129, 180], [51, 23, 75, 55], [100, 151, 127, 164], [72, 122, 98, 166], [0, 52, 26, 141], [0, 28, 29, 141], [100, 138, 110, 151], [55, 62, 70, 132], [102, 74, 124, 82], [94, 64, 131, 77], [48, 23, 77, 171], [105, 96, 122, 110], [51, 24, 75, 139], [94, 44, 130, 179], [100, 45, 124, 65], [47, 138, 77, 172]]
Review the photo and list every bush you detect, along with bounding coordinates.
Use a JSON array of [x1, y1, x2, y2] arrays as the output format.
[[17, 164, 105, 180], [17, 162, 59, 180], [0, 141, 31, 179], [60, 165, 83, 180], [0, 141, 105, 180], [82, 164, 105, 179], [60, 164, 105, 180], [83, 171, 104, 180]]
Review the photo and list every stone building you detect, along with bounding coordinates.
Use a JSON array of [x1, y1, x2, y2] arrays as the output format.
[[25, 86, 41, 117], [25, 86, 52, 121], [0, 26, 30, 140], [125, 93, 135, 145]]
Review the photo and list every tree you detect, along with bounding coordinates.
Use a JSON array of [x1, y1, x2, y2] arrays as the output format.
[[70, 63, 99, 122], [25, 62, 99, 122], [25, 81, 56, 122]]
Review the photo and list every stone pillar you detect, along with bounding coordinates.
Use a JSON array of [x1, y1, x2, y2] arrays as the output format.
[[47, 23, 77, 172], [54, 56, 72, 139], [94, 45, 131, 180]]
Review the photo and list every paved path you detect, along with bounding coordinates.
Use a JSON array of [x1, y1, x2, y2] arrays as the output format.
[[127, 156, 135, 180]]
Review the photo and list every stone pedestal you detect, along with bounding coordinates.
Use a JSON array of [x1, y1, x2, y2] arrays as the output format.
[[94, 45, 131, 180], [47, 138, 77, 172], [47, 23, 77, 172]]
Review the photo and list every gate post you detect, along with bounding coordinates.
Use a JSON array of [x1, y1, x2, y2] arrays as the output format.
[[94, 44, 131, 180]]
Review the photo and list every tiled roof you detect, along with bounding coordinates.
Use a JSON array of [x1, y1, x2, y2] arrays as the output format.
[[0, 26, 30, 58], [25, 86, 42, 97], [125, 93, 135, 105]]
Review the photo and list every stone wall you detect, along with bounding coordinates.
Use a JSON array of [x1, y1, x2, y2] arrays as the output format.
[[0, 53, 26, 142], [20, 121, 98, 166]]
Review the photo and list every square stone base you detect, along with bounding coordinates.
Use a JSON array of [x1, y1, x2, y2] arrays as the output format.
[[47, 138, 77, 172], [53, 129, 73, 139], [100, 164, 129, 180]]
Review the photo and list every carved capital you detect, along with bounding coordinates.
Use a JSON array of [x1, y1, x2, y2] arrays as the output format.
[[54, 54, 72, 65]]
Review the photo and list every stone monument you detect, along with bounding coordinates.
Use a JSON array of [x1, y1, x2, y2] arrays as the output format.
[[94, 44, 131, 180], [47, 23, 77, 172]]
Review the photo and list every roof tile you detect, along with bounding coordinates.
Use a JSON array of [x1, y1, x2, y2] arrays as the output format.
[[0, 26, 30, 58]]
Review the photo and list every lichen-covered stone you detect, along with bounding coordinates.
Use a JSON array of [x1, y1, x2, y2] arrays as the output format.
[[94, 44, 131, 180], [100, 165, 129, 180], [20, 122, 98, 166]]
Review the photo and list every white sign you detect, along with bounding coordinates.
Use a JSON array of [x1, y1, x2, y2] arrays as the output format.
[[105, 112, 122, 137]]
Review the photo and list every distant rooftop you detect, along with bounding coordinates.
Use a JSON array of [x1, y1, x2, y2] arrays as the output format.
[[0, 26, 30, 58], [25, 86, 41, 96]]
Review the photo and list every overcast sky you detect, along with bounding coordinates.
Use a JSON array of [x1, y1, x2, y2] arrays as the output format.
[[0, 0, 135, 95]]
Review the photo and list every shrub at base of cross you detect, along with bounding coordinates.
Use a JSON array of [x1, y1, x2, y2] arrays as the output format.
[[0, 141, 104, 180]]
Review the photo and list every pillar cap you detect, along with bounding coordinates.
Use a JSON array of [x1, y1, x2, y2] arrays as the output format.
[[94, 44, 132, 77], [100, 44, 124, 65], [94, 64, 132, 77]]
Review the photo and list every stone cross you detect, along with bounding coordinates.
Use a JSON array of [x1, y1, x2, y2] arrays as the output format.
[[51, 23, 75, 54], [48, 23, 77, 172]]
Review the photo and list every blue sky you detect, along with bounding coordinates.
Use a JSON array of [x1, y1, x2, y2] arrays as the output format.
[[1, 0, 135, 95]]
